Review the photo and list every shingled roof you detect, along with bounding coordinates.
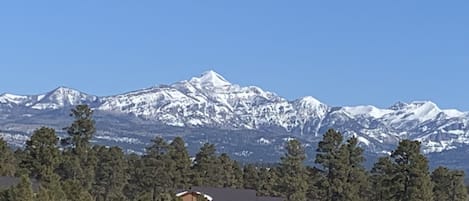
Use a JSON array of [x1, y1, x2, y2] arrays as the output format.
[[0, 176, 19, 190], [0, 176, 40, 192]]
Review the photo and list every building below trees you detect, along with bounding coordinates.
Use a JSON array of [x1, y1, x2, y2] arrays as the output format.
[[175, 187, 283, 201]]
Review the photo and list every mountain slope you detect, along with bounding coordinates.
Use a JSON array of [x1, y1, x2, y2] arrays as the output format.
[[1, 70, 469, 170]]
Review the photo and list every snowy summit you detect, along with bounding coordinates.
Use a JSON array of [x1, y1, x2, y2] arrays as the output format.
[[1, 70, 469, 156]]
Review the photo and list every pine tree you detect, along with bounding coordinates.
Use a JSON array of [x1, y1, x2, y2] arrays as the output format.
[[0, 138, 16, 176], [339, 137, 370, 201], [218, 153, 239, 188], [218, 153, 243, 188], [315, 128, 344, 201], [20, 127, 61, 182], [168, 137, 191, 189], [142, 136, 173, 201], [231, 160, 244, 188], [192, 143, 222, 187], [58, 151, 96, 192], [257, 167, 281, 197], [10, 175, 34, 201], [12, 149, 29, 177], [243, 164, 259, 190], [278, 139, 308, 201], [35, 179, 67, 201], [63, 104, 95, 152], [305, 166, 326, 201], [370, 157, 394, 201], [37, 174, 67, 201], [123, 153, 145, 201], [60, 104, 97, 191], [0, 188, 13, 201], [35, 186, 51, 201], [56, 150, 82, 182], [390, 140, 433, 201], [431, 166, 468, 201], [62, 179, 94, 201], [92, 146, 127, 201], [313, 130, 370, 201]]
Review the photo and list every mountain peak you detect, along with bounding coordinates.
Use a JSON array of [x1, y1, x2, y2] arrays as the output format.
[[29, 86, 97, 110], [50, 86, 82, 94], [297, 96, 323, 107], [190, 70, 231, 87], [409, 100, 437, 107], [389, 101, 408, 110]]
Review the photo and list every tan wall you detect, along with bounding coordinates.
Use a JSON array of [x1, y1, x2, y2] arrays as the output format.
[[180, 193, 197, 201]]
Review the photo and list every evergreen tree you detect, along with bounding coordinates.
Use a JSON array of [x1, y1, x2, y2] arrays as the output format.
[[431, 166, 468, 201], [390, 140, 433, 201], [20, 127, 65, 201], [34, 184, 68, 201], [35, 180, 67, 201], [0, 189, 13, 201], [192, 143, 222, 187], [62, 179, 94, 201], [339, 137, 370, 201], [0, 138, 16, 176], [315, 129, 344, 201], [56, 150, 82, 181], [10, 175, 34, 201], [67, 148, 98, 191], [231, 160, 244, 188], [313, 130, 370, 201], [305, 166, 326, 201], [142, 136, 173, 201], [41, 175, 67, 201], [277, 139, 307, 201], [20, 127, 60, 182], [35, 186, 51, 201], [123, 153, 145, 201], [12, 149, 29, 176], [60, 104, 97, 190], [168, 137, 191, 189], [370, 157, 394, 201], [218, 153, 238, 188], [257, 167, 281, 197], [37, 174, 67, 201], [63, 104, 95, 152], [93, 146, 127, 201], [243, 164, 259, 190]]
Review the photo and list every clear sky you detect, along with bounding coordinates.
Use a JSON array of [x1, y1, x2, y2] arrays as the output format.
[[1, 1, 468, 110]]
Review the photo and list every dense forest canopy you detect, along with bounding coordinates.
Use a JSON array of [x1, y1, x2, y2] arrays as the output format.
[[0, 105, 468, 201]]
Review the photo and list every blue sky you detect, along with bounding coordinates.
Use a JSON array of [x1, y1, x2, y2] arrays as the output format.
[[1, 1, 468, 110]]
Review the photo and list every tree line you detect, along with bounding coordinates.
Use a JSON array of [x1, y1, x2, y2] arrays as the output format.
[[0, 105, 468, 201]]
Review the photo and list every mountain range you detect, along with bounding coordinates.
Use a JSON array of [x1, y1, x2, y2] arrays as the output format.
[[1, 70, 469, 171]]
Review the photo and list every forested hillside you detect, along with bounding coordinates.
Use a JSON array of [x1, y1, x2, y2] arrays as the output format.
[[0, 105, 467, 201]]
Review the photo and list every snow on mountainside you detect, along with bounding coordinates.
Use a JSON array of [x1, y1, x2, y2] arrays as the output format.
[[99, 71, 286, 128], [0, 94, 32, 105], [31, 87, 99, 110], [1, 70, 469, 156], [0, 87, 98, 110]]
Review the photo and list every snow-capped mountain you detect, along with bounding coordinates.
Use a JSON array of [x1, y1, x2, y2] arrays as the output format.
[[1, 70, 469, 170], [0, 87, 99, 110]]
